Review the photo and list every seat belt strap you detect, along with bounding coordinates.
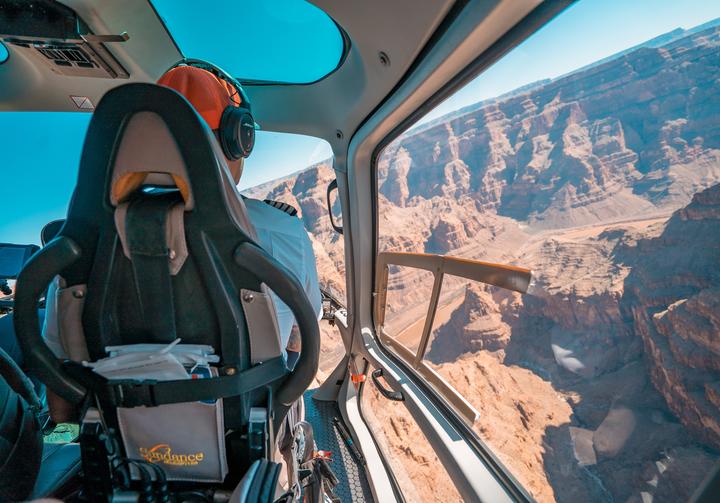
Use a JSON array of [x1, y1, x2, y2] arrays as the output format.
[[125, 193, 180, 342], [63, 356, 289, 408]]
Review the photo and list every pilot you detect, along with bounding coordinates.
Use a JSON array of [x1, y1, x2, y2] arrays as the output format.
[[43, 62, 323, 421], [160, 64, 324, 487], [157, 63, 323, 363]]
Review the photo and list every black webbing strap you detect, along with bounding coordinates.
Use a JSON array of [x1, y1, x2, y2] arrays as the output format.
[[125, 193, 179, 342], [63, 356, 288, 408]]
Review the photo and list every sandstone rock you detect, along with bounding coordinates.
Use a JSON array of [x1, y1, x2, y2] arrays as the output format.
[[624, 184, 720, 449], [427, 284, 512, 362], [376, 25, 720, 230], [592, 406, 637, 459]]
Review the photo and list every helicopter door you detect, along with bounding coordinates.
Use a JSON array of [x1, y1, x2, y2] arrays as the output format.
[[352, 0, 720, 501]]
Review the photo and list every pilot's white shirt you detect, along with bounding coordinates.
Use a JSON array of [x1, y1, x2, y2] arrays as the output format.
[[43, 198, 322, 360], [244, 198, 323, 352]]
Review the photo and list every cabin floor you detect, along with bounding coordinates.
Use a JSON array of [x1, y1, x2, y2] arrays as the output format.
[[304, 390, 374, 502]]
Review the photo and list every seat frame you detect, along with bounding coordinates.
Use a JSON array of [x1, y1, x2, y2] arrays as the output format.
[[14, 83, 321, 496]]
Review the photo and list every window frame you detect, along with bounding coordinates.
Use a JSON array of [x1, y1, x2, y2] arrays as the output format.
[[366, 1, 576, 501], [374, 251, 532, 425]]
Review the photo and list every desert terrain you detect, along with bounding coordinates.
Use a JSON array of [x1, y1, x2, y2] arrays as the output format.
[[246, 21, 720, 503]]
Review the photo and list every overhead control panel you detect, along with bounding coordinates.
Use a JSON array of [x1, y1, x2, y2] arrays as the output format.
[[0, 0, 129, 79]]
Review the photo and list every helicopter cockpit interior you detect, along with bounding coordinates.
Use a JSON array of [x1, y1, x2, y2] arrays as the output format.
[[1, 0, 720, 502]]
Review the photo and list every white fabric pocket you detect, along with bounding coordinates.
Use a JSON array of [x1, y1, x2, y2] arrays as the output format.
[[91, 342, 228, 482]]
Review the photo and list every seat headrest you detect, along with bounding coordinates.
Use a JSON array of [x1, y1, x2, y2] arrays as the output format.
[[110, 111, 194, 210], [61, 83, 258, 284]]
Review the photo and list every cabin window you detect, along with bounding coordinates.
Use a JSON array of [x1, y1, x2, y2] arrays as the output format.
[[240, 132, 346, 310], [374, 1, 720, 501], [359, 363, 463, 503], [241, 132, 347, 379], [150, 0, 346, 84]]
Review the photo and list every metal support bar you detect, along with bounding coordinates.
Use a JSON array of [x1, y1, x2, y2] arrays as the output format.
[[372, 252, 533, 426], [413, 270, 444, 368]]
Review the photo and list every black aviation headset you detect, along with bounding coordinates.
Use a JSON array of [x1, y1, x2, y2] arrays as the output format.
[[166, 58, 256, 160]]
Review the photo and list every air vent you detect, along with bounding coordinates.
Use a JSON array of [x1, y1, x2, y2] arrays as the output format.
[[36, 45, 96, 69]]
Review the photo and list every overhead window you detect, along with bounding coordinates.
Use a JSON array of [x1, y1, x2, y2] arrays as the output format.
[[150, 0, 345, 83]]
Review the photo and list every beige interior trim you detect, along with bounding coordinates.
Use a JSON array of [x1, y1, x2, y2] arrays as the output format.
[[111, 111, 194, 209], [379, 328, 480, 426], [374, 251, 532, 328], [372, 251, 532, 425], [240, 288, 283, 365]]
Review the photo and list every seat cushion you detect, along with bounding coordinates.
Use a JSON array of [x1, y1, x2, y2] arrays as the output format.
[[31, 442, 81, 498]]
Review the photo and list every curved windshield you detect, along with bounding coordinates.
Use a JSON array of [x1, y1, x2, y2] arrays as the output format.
[[151, 0, 345, 83], [1, 112, 90, 245]]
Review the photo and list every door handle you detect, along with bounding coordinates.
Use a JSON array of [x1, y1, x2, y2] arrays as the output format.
[[326, 179, 343, 234], [371, 368, 404, 401]]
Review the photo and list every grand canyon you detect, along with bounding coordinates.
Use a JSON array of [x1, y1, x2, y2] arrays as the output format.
[[246, 20, 720, 503]]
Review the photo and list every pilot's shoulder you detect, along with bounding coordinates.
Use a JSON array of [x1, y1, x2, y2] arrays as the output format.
[[243, 196, 293, 215], [262, 199, 298, 217], [243, 197, 304, 230]]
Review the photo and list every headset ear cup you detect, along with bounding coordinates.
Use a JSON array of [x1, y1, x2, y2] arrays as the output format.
[[219, 106, 255, 160], [239, 114, 255, 157], [219, 106, 241, 160]]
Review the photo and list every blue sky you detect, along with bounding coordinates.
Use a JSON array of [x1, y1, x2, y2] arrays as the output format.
[[2, 0, 719, 245], [150, 0, 344, 84]]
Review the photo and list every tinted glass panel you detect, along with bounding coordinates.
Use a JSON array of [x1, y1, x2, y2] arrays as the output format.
[[151, 0, 345, 83], [0, 245, 34, 279], [376, 1, 720, 501]]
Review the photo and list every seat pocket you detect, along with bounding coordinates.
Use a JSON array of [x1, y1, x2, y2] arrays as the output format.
[[117, 398, 227, 482]]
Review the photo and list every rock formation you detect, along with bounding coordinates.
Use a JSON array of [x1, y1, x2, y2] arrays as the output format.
[[426, 284, 514, 361], [624, 184, 720, 449], [377, 23, 720, 234]]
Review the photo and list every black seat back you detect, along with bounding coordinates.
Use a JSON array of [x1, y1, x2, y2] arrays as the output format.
[[14, 83, 320, 444]]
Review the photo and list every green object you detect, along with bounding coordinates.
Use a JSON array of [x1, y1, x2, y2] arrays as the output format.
[[44, 423, 79, 444]]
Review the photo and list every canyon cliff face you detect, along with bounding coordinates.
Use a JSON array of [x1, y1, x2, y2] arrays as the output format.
[[424, 190, 720, 502], [378, 22, 720, 241], [623, 185, 720, 449], [426, 284, 515, 361], [247, 22, 720, 503]]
